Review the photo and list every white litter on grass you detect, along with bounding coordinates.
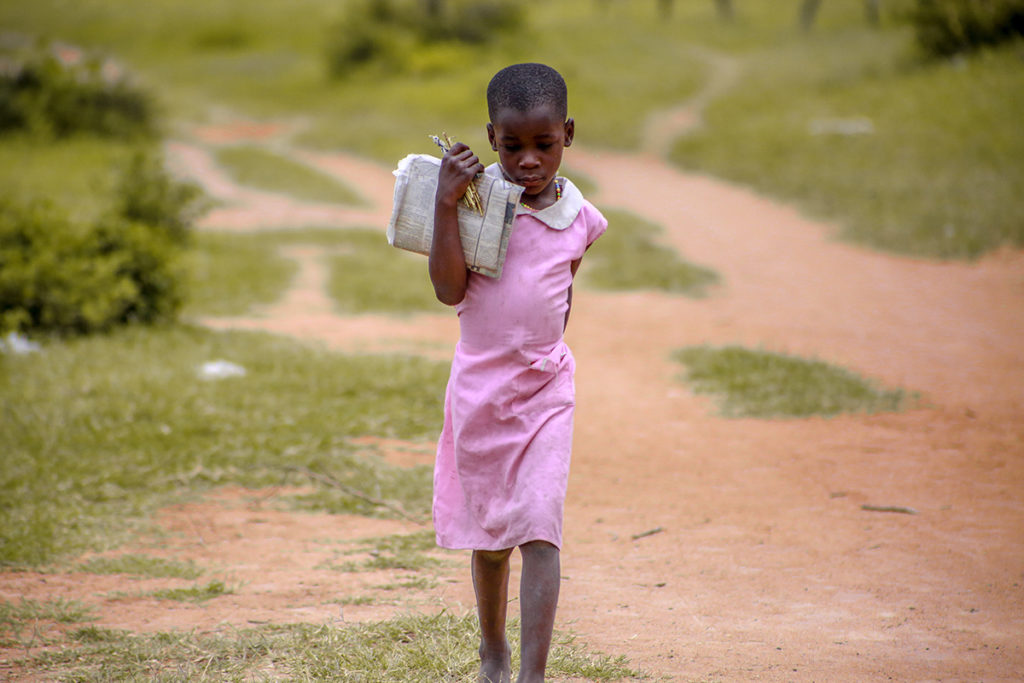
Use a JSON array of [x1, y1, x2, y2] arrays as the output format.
[[808, 117, 875, 136], [198, 360, 247, 380], [1, 332, 41, 354]]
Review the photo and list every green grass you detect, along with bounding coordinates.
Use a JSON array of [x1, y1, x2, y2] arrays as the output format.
[[9, 612, 643, 681], [0, 0, 703, 158], [322, 530, 452, 573], [582, 208, 719, 296], [334, 594, 377, 606], [674, 345, 908, 418], [185, 228, 444, 317], [372, 575, 440, 592], [76, 553, 204, 580], [146, 579, 232, 603], [184, 231, 298, 316], [4, 1, 1019, 259], [327, 229, 446, 314], [1, 598, 95, 647], [670, 33, 1024, 259], [0, 325, 448, 567], [213, 144, 365, 205], [561, 165, 599, 198]]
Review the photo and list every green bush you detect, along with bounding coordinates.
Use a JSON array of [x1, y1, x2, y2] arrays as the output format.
[[327, 0, 523, 77], [0, 150, 201, 335], [0, 39, 154, 138], [0, 201, 184, 335], [908, 0, 1024, 56], [116, 149, 204, 246]]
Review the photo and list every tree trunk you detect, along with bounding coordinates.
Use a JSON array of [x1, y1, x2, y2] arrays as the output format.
[[865, 0, 881, 27], [423, 0, 442, 17], [799, 0, 823, 31], [714, 0, 733, 22]]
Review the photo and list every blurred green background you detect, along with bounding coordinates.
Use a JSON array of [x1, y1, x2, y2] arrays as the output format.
[[2, 3, 1019, 674], [2, 0, 1022, 259]]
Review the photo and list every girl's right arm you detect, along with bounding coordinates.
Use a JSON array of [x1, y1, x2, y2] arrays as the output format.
[[429, 142, 483, 305]]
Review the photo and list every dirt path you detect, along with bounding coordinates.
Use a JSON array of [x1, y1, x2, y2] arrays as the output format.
[[5, 113, 1023, 680], [641, 48, 740, 157]]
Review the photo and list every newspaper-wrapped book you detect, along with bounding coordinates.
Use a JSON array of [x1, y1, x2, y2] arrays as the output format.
[[386, 154, 524, 279]]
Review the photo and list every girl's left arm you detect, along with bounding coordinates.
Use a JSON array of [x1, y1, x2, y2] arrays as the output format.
[[564, 257, 583, 331]]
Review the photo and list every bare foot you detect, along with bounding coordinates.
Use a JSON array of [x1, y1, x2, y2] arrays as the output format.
[[479, 643, 512, 683]]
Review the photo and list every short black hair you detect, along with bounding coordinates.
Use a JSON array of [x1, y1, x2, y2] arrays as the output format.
[[487, 63, 568, 122]]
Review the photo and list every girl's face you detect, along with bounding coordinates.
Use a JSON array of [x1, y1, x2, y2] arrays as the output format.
[[487, 104, 574, 202]]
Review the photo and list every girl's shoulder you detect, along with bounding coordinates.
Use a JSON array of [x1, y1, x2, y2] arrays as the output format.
[[566, 184, 607, 246], [576, 196, 608, 247]]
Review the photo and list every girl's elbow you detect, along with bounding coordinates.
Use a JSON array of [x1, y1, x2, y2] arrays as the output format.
[[433, 284, 466, 306], [428, 261, 467, 305]]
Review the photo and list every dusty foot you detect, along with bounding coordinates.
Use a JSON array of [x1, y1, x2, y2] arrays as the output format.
[[478, 644, 512, 683]]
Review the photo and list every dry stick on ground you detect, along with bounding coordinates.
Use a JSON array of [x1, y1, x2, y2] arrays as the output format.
[[287, 465, 427, 525], [861, 504, 919, 515], [631, 526, 665, 540]]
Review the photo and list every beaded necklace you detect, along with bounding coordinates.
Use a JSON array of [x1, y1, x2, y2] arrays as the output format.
[[520, 179, 562, 212]]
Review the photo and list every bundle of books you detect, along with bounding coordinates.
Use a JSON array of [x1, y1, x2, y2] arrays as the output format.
[[386, 154, 523, 279]]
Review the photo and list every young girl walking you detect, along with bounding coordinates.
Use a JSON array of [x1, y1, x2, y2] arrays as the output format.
[[429, 63, 607, 683]]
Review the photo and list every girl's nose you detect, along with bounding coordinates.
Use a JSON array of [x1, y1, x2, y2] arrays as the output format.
[[520, 153, 540, 168]]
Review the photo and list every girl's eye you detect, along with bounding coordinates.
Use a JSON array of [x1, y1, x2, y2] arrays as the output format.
[[502, 144, 521, 152], [538, 143, 553, 151]]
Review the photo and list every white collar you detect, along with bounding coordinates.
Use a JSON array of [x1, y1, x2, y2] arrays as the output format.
[[485, 163, 584, 231]]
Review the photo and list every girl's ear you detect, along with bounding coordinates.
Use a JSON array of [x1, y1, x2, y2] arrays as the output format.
[[486, 122, 497, 150], [564, 118, 575, 147]]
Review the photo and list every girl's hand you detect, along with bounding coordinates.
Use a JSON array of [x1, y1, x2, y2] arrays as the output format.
[[436, 142, 484, 207], [430, 142, 480, 305]]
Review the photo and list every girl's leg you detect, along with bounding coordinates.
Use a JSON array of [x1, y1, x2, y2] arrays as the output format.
[[472, 548, 514, 683], [517, 541, 560, 683]]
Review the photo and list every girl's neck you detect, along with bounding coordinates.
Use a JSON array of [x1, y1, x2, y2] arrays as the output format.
[[520, 179, 562, 212]]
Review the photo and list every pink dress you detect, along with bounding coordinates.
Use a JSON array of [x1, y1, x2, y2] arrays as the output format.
[[433, 166, 608, 551]]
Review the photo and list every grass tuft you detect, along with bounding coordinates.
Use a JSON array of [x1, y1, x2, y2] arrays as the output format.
[[674, 345, 908, 418], [147, 579, 232, 603], [76, 553, 204, 579], [0, 598, 95, 647], [321, 530, 451, 573]]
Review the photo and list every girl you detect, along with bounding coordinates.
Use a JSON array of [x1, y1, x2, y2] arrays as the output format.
[[429, 63, 607, 683]]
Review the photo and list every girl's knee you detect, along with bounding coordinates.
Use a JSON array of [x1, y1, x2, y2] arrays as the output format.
[[519, 540, 558, 559], [474, 547, 513, 565]]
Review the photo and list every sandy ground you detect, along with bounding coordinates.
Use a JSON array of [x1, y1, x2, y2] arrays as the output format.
[[2, 117, 1022, 681]]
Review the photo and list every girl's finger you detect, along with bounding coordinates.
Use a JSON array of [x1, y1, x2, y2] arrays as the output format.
[[451, 149, 476, 166]]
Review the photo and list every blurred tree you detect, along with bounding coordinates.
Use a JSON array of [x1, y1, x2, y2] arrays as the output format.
[[423, 0, 442, 17], [799, 0, 823, 31], [659, 0, 674, 18], [715, 0, 733, 21], [909, 0, 1024, 56], [801, 1, 883, 30], [865, 0, 881, 26]]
